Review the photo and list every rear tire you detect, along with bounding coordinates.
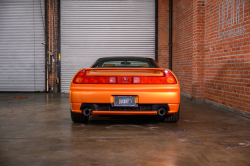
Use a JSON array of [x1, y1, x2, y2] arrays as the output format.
[[71, 110, 88, 123], [163, 107, 180, 123]]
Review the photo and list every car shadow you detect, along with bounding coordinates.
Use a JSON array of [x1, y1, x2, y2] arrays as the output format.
[[86, 115, 161, 125]]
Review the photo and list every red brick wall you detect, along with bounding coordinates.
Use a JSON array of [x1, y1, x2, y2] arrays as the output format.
[[172, 0, 193, 95], [158, 0, 169, 68], [205, 0, 250, 112], [170, 0, 250, 113], [47, 0, 58, 92]]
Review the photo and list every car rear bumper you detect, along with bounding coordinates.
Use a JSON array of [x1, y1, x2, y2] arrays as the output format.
[[70, 103, 179, 115], [70, 83, 180, 115]]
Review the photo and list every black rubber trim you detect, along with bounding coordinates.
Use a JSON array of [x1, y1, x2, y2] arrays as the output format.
[[80, 103, 170, 111]]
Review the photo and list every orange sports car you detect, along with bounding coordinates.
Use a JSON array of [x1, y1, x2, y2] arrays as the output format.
[[69, 57, 180, 123]]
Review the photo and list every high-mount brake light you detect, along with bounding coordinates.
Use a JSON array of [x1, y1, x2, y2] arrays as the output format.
[[73, 69, 177, 84]]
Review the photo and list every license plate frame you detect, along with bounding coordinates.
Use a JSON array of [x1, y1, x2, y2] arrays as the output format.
[[113, 96, 138, 107]]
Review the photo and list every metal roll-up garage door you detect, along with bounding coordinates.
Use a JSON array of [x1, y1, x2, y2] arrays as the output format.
[[61, 0, 156, 93], [0, 0, 45, 91]]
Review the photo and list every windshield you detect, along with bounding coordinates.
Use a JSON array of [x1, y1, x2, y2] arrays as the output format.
[[91, 57, 160, 68]]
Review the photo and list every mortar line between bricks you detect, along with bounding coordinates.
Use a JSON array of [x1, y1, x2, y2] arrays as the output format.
[[1, 135, 250, 140]]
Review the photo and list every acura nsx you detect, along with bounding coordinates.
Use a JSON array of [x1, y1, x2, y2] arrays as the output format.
[[69, 57, 180, 123]]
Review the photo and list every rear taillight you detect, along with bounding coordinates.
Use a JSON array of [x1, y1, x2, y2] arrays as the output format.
[[73, 70, 85, 84], [164, 70, 177, 84], [73, 70, 117, 84], [73, 70, 177, 84], [133, 70, 176, 84]]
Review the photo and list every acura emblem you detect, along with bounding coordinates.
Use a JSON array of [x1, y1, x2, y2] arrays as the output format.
[[122, 77, 127, 83]]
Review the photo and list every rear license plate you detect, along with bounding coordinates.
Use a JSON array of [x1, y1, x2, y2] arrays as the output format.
[[114, 96, 138, 107]]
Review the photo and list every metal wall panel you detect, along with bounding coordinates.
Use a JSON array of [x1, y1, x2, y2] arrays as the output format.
[[0, 0, 45, 91], [61, 0, 155, 92]]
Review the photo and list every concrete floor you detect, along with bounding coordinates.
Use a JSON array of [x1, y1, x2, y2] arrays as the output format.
[[0, 93, 250, 166]]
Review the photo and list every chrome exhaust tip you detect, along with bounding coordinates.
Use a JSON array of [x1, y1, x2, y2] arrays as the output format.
[[158, 108, 166, 117], [83, 108, 92, 116]]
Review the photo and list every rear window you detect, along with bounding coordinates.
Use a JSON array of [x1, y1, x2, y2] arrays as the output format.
[[91, 57, 160, 68]]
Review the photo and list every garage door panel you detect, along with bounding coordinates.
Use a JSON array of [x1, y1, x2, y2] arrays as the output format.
[[0, 0, 45, 92], [61, 0, 155, 93]]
